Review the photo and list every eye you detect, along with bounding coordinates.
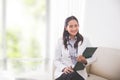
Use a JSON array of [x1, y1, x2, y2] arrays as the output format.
[[74, 24, 78, 27], [69, 25, 73, 28]]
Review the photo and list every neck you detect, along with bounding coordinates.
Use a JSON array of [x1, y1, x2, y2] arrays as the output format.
[[70, 36, 75, 40]]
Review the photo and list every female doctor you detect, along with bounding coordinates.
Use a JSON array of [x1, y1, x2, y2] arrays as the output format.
[[54, 16, 96, 80]]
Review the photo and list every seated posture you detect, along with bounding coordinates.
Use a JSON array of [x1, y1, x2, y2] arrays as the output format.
[[54, 16, 96, 80]]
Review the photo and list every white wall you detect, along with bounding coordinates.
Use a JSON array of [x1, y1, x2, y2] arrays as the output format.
[[83, 0, 120, 49]]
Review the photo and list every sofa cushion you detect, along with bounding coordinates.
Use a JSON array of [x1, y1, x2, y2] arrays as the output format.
[[87, 74, 108, 80], [90, 47, 120, 80]]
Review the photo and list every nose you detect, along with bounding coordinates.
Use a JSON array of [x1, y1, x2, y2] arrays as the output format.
[[72, 26, 77, 30]]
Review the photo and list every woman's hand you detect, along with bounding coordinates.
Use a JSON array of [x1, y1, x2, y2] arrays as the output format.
[[62, 66, 74, 74], [76, 55, 87, 64]]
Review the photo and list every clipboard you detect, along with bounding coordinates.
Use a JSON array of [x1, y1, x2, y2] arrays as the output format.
[[82, 47, 97, 58], [74, 47, 97, 71]]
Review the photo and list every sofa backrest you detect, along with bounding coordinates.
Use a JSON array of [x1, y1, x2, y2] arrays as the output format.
[[90, 47, 120, 80]]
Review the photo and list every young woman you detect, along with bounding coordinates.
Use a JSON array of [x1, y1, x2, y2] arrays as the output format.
[[54, 16, 96, 80]]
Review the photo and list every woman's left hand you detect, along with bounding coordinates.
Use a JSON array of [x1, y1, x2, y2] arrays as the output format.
[[76, 55, 87, 64]]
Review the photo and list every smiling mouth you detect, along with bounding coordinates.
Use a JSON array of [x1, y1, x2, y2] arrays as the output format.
[[71, 31, 77, 33]]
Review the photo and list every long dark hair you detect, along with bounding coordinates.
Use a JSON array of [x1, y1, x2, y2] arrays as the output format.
[[63, 16, 83, 49]]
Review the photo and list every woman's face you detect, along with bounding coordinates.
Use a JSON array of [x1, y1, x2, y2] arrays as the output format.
[[66, 19, 79, 37]]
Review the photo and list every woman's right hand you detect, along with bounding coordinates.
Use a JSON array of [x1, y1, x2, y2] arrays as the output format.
[[76, 55, 87, 64], [62, 66, 74, 74]]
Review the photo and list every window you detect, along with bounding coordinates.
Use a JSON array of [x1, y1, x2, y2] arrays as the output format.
[[0, 0, 3, 69], [0, 0, 50, 79]]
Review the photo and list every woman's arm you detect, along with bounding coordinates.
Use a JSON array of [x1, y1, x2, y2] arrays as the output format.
[[54, 39, 66, 72], [77, 37, 97, 66]]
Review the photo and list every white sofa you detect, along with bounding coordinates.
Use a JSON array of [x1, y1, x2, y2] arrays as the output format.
[[53, 47, 120, 80], [86, 47, 120, 80]]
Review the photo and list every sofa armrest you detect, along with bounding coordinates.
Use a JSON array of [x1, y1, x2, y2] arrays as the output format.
[[89, 47, 120, 80]]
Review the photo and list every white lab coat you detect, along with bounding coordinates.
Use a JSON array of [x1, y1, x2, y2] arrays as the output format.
[[54, 37, 96, 80]]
